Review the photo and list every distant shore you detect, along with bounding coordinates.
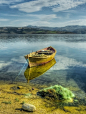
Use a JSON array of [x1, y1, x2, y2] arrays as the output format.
[[0, 25, 86, 34], [0, 27, 74, 34]]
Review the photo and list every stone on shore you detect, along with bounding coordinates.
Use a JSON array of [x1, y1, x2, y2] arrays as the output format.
[[22, 103, 36, 112]]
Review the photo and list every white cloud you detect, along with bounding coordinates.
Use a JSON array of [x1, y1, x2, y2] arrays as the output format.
[[57, 41, 86, 50], [1, 16, 86, 27], [0, 61, 11, 69], [11, 56, 26, 63], [14, 14, 57, 20], [32, 20, 50, 26], [30, 18, 86, 27], [10, 0, 86, 13], [10, 0, 42, 13], [40, 14, 57, 21], [1, 0, 86, 27], [58, 19, 86, 27], [0, 0, 23, 4], [2, 14, 58, 27], [52, 0, 86, 12], [0, 19, 9, 21], [3, 18, 86, 27], [0, 46, 7, 50], [27, 14, 57, 19], [51, 55, 86, 70]]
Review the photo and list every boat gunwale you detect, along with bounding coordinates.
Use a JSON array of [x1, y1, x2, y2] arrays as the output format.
[[29, 55, 50, 58]]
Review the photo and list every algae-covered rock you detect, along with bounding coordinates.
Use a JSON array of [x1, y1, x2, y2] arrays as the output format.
[[37, 85, 75, 102]]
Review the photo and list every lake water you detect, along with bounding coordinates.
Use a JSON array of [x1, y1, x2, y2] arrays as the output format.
[[0, 34, 86, 103]]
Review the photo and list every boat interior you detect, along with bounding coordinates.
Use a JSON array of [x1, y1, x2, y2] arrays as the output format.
[[37, 47, 55, 55]]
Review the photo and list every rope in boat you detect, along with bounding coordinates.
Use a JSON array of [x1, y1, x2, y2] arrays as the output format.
[[15, 59, 28, 80]]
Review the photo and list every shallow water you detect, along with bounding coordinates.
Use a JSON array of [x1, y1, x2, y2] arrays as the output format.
[[0, 34, 86, 101]]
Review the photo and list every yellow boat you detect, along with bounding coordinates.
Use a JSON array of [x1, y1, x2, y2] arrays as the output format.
[[24, 58, 56, 83], [24, 46, 56, 67]]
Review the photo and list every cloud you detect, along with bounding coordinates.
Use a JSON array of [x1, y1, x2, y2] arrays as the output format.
[[57, 41, 86, 50], [52, 0, 86, 12], [10, 0, 42, 13], [27, 14, 58, 23], [1, 0, 86, 27], [20, 14, 58, 20], [1, 14, 58, 27], [10, 0, 86, 13], [0, 61, 11, 69], [1, 14, 20, 17], [32, 20, 50, 26], [0, 45, 7, 50], [50, 55, 86, 70], [59, 19, 86, 27], [11, 56, 26, 63], [1, 14, 86, 27], [0, 0, 23, 4], [3, 18, 86, 27], [0, 18, 9, 21], [39, 14, 57, 21], [30, 18, 86, 27]]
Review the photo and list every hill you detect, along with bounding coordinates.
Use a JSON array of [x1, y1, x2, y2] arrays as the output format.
[[0, 25, 86, 34], [0, 27, 73, 34], [27, 25, 86, 34]]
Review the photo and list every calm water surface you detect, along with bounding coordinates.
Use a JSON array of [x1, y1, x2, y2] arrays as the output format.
[[0, 34, 86, 101]]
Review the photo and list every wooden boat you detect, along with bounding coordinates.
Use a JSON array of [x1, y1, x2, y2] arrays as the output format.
[[24, 58, 56, 83], [24, 46, 56, 67]]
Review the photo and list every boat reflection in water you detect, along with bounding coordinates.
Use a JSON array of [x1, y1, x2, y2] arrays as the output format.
[[24, 58, 56, 83]]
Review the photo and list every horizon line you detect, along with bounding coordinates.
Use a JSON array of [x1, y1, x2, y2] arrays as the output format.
[[0, 25, 86, 28]]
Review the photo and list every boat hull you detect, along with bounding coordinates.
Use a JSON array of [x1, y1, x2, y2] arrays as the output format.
[[24, 46, 56, 67], [24, 58, 56, 82]]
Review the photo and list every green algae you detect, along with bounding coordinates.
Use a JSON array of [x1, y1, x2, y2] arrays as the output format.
[[24, 93, 32, 97], [21, 101, 25, 104], [2, 101, 11, 104], [37, 85, 75, 101], [15, 98, 19, 102]]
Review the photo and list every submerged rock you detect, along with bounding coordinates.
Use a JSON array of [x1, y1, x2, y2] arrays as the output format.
[[22, 103, 36, 112], [37, 85, 75, 102], [17, 86, 23, 89]]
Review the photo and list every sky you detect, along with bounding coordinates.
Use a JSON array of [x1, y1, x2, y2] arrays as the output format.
[[0, 0, 86, 27]]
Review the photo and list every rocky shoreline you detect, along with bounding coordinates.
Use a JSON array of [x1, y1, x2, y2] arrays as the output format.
[[0, 81, 86, 114]]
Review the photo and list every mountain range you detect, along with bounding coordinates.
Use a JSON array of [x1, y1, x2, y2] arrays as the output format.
[[27, 25, 86, 34], [0, 25, 86, 34]]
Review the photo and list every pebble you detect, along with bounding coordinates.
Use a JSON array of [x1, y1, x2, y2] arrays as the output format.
[[17, 86, 23, 89], [32, 88, 34, 90], [22, 103, 36, 112]]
